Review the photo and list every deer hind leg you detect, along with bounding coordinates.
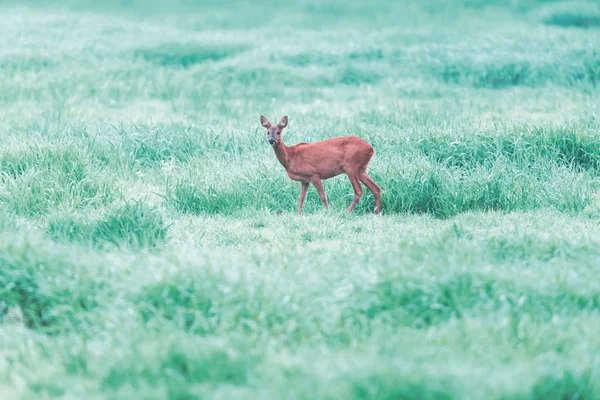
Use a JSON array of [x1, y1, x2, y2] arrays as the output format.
[[359, 171, 381, 214], [298, 182, 309, 214], [310, 176, 329, 209], [346, 171, 363, 214]]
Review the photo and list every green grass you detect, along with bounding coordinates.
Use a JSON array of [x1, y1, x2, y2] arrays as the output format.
[[536, 1, 600, 28], [1, 0, 600, 398], [47, 200, 168, 249]]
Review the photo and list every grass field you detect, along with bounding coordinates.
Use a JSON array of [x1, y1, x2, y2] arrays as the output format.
[[1, 0, 600, 398]]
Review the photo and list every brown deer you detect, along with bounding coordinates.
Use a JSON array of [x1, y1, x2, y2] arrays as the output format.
[[260, 115, 381, 215]]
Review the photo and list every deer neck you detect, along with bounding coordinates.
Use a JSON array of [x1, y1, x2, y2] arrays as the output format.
[[273, 141, 291, 170]]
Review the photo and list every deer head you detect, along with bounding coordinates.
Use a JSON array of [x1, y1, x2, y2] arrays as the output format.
[[260, 115, 288, 146]]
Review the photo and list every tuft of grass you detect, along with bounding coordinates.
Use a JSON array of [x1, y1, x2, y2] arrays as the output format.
[[113, 123, 249, 167], [100, 333, 257, 398], [139, 280, 214, 332], [537, 1, 600, 28], [0, 168, 115, 217], [376, 159, 597, 217], [0, 144, 106, 178], [530, 370, 593, 399], [0, 144, 116, 216], [166, 163, 299, 215], [135, 43, 249, 68], [92, 201, 169, 249], [167, 180, 250, 215], [47, 214, 89, 243], [415, 124, 600, 171], [338, 66, 382, 86], [439, 48, 600, 89], [0, 234, 100, 334], [0, 269, 57, 330], [0, 55, 56, 72], [48, 201, 169, 249], [443, 61, 531, 89], [340, 371, 454, 400]]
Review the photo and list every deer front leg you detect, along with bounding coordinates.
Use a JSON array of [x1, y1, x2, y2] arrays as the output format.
[[310, 176, 329, 209], [298, 182, 309, 214]]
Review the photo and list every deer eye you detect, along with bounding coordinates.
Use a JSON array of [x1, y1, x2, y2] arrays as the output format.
[[277, 132, 281, 135]]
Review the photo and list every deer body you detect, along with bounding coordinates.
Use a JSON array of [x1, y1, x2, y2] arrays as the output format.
[[274, 137, 372, 181], [261, 116, 381, 214]]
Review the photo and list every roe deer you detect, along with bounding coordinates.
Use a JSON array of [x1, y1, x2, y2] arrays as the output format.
[[260, 115, 381, 215]]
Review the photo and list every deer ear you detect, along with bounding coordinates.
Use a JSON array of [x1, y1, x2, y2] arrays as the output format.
[[277, 116, 288, 129], [260, 115, 271, 129]]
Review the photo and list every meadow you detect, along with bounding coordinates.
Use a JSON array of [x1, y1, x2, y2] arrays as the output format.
[[1, 0, 600, 398]]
